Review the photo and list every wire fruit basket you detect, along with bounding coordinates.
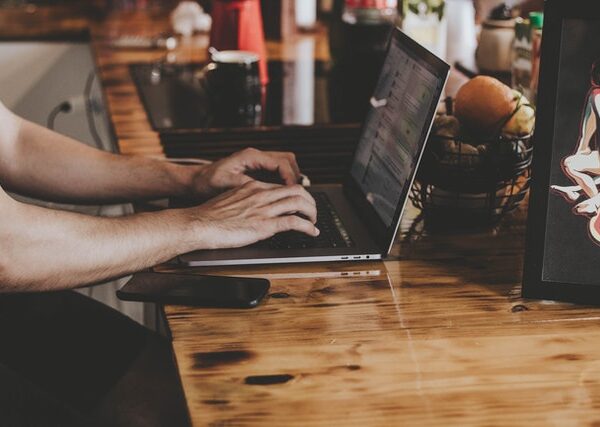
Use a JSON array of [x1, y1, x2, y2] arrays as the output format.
[[409, 107, 534, 229]]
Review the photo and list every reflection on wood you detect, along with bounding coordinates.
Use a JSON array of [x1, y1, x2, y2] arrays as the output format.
[[163, 207, 600, 426]]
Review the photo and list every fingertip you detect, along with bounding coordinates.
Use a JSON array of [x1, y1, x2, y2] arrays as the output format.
[[314, 227, 320, 236], [281, 169, 297, 186]]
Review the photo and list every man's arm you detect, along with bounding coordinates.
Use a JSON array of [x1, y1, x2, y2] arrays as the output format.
[[0, 101, 301, 204], [0, 180, 318, 292]]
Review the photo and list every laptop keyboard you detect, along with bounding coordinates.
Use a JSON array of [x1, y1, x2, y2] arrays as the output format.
[[265, 192, 354, 249]]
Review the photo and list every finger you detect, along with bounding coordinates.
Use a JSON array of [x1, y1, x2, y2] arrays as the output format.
[[209, 168, 255, 191], [274, 215, 320, 237], [241, 180, 282, 193], [277, 162, 298, 186], [253, 184, 316, 208], [264, 195, 318, 223], [233, 173, 254, 187], [274, 152, 301, 181], [241, 148, 299, 185], [230, 181, 283, 204], [211, 180, 281, 205]]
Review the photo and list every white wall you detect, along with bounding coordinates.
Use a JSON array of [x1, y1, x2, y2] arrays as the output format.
[[0, 42, 152, 327], [0, 42, 113, 151], [0, 42, 69, 108]]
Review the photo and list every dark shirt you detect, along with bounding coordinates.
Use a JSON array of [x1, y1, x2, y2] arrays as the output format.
[[0, 291, 189, 427]]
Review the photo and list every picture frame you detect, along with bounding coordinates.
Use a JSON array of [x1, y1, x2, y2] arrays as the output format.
[[523, 0, 600, 303]]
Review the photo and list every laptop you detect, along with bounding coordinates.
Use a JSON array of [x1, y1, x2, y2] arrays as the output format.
[[179, 27, 450, 267]]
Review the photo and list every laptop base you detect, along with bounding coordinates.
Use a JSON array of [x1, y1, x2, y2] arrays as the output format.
[[178, 185, 383, 267]]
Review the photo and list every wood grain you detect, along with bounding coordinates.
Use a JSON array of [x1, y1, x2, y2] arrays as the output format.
[[0, 4, 90, 41], [161, 205, 600, 426]]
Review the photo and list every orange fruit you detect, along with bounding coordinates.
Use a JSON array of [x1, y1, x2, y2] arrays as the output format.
[[454, 76, 517, 137]]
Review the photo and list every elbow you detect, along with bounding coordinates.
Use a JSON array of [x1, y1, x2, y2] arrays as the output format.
[[0, 220, 36, 293], [0, 213, 21, 292], [0, 198, 38, 292], [0, 243, 58, 293], [0, 233, 70, 293], [0, 253, 20, 293], [0, 251, 47, 293], [0, 255, 6, 287], [0, 265, 11, 293], [0, 197, 67, 293]]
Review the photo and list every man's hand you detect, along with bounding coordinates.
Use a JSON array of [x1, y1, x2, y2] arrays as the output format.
[[188, 180, 319, 249], [191, 148, 301, 199]]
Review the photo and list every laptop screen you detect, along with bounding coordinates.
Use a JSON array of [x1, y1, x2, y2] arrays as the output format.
[[349, 33, 447, 227]]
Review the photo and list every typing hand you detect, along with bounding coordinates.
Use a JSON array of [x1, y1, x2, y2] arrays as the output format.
[[192, 148, 301, 199], [188, 181, 318, 249]]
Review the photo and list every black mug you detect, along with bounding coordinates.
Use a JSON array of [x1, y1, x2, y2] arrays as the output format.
[[196, 50, 263, 127]]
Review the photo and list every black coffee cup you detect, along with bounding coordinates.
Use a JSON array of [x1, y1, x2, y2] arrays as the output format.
[[196, 50, 263, 127]]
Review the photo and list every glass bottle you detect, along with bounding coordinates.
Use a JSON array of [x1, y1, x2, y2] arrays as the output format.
[[529, 11, 543, 104], [511, 17, 532, 99]]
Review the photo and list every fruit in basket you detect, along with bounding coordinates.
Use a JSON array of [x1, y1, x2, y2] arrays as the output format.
[[432, 114, 480, 166], [440, 139, 480, 167], [454, 76, 518, 137], [501, 91, 535, 136], [432, 114, 461, 138], [416, 80, 533, 222]]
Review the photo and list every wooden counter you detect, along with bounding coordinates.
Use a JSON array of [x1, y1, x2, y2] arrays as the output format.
[[160, 207, 600, 426], [0, 4, 90, 41], [7, 6, 594, 426]]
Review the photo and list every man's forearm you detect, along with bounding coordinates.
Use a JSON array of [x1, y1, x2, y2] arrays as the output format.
[[0, 177, 320, 292], [0, 196, 201, 292], [0, 112, 201, 204]]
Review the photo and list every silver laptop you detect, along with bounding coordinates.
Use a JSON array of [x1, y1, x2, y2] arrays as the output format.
[[179, 28, 449, 267]]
